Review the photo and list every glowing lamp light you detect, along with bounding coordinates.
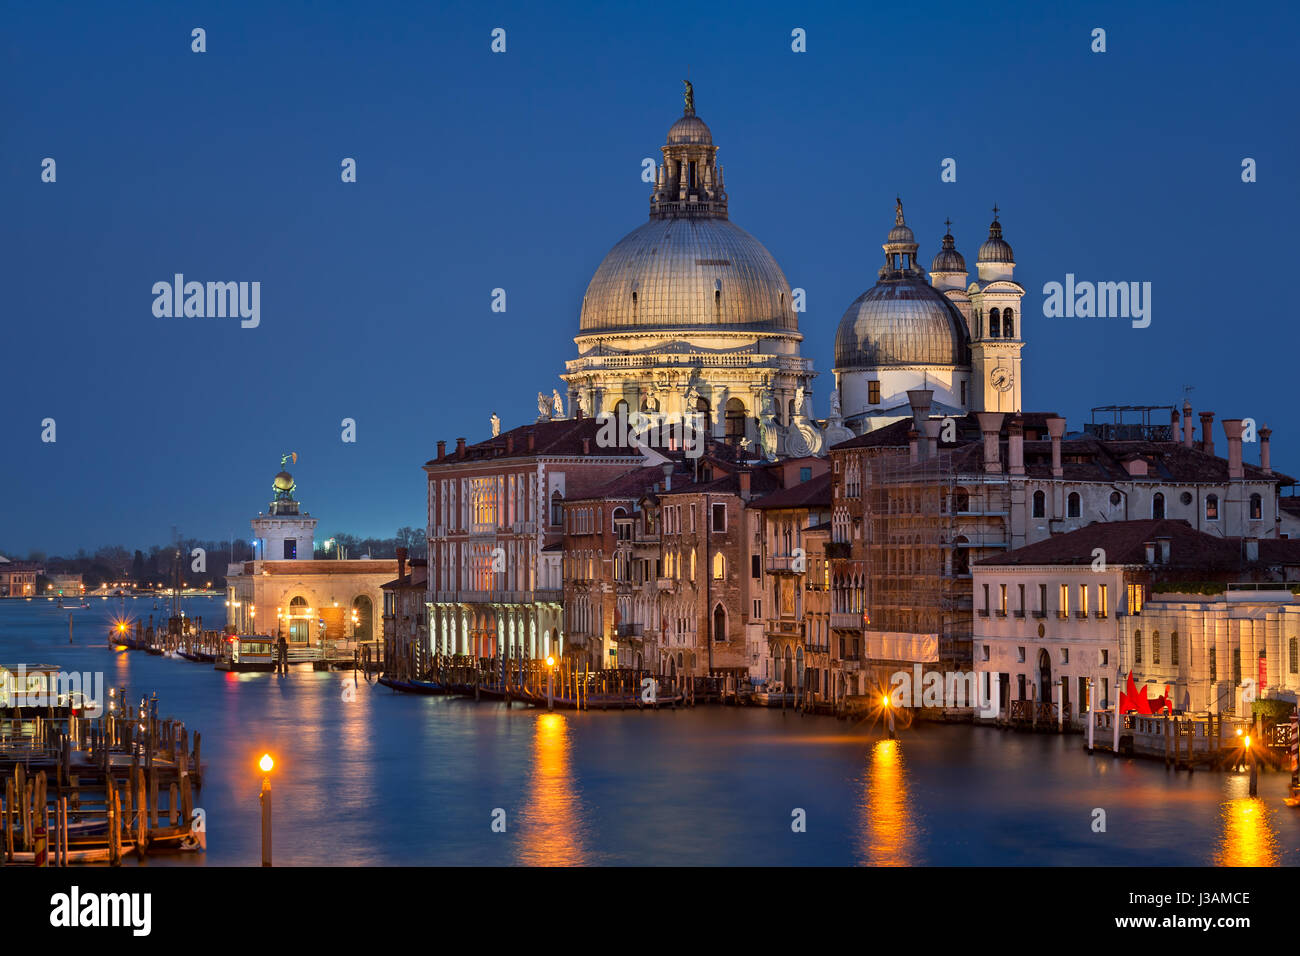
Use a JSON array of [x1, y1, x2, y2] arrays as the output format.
[[881, 695, 890, 708], [1244, 735, 1251, 748], [546, 655, 555, 667], [259, 753, 274, 774]]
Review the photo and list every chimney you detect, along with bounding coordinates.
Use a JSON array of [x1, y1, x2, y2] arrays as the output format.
[[922, 419, 941, 460], [661, 462, 673, 492], [738, 470, 751, 500], [908, 428, 920, 464], [1260, 425, 1272, 474], [396, 546, 408, 582], [455, 437, 467, 458], [1199, 411, 1215, 456], [1223, 419, 1244, 479], [1046, 416, 1066, 478], [1008, 416, 1025, 476], [527, 432, 536, 452], [1144, 541, 1156, 564], [1156, 536, 1170, 564], [906, 388, 934, 434], [1170, 408, 1180, 441], [977, 412, 1005, 474], [1182, 400, 1194, 448], [582, 437, 591, 455], [1245, 537, 1259, 562], [437, 440, 446, 461], [507, 433, 515, 455]]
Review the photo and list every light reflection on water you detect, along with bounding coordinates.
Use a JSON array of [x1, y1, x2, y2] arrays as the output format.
[[857, 739, 918, 866], [2, 597, 1297, 866], [517, 713, 587, 866]]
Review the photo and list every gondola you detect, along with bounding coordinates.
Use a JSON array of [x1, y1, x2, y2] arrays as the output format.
[[378, 675, 445, 695]]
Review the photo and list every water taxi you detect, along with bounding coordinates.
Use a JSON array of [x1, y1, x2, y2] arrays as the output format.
[[214, 635, 276, 673]]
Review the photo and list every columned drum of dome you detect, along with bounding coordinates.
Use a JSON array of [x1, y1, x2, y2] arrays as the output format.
[[562, 86, 815, 454]]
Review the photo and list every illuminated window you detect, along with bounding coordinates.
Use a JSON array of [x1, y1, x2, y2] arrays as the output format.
[[1127, 583, 1143, 615], [1205, 494, 1219, 520], [1058, 583, 1069, 619], [1250, 493, 1262, 520], [1099, 584, 1108, 618], [1078, 584, 1088, 617], [712, 552, 725, 579]]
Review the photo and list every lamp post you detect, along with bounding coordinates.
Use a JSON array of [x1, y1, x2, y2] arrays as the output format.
[[259, 753, 274, 866], [882, 693, 896, 739], [546, 655, 555, 711]]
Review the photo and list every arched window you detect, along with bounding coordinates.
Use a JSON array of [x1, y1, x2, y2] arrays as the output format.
[[1032, 490, 1046, 518], [613, 398, 629, 420], [989, 307, 1001, 338], [712, 604, 727, 643], [1003, 307, 1014, 337], [1152, 492, 1165, 519], [725, 397, 747, 444], [1067, 492, 1081, 518], [952, 536, 969, 576], [550, 490, 563, 526], [1206, 494, 1219, 520], [712, 552, 725, 580], [1250, 493, 1262, 520]]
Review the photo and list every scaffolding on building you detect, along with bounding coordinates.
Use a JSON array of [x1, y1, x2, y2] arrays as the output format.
[[864, 447, 1013, 673]]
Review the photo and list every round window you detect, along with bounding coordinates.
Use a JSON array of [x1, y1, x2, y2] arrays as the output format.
[[1180, 492, 1193, 505], [1109, 491, 1122, 505]]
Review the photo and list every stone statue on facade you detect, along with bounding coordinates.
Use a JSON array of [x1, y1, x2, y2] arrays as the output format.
[[552, 389, 566, 420], [490, 412, 501, 437], [537, 391, 552, 421]]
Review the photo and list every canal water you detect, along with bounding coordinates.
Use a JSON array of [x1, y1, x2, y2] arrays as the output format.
[[3, 597, 1296, 866]]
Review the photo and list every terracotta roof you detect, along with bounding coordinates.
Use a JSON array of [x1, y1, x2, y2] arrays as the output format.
[[748, 472, 833, 510], [381, 560, 428, 590], [660, 467, 782, 498], [977, 519, 1300, 569]]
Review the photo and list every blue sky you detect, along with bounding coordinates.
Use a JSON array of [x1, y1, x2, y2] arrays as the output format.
[[2, 0, 1296, 554]]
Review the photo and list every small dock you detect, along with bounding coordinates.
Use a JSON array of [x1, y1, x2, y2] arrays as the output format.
[[1083, 709, 1293, 772], [0, 691, 206, 865]]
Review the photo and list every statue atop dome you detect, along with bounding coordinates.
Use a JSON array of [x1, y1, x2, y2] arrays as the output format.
[[683, 79, 695, 115]]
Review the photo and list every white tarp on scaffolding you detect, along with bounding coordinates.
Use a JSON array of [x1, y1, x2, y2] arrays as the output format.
[[865, 630, 939, 664]]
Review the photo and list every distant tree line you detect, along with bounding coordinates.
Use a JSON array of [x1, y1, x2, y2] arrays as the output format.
[[7, 526, 426, 591]]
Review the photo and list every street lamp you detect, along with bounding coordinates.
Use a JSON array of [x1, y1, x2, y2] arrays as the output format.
[[546, 655, 556, 711], [259, 753, 274, 866]]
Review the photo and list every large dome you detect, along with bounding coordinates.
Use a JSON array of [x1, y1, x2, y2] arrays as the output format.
[[579, 217, 798, 335], [835, 275, 970, 368]]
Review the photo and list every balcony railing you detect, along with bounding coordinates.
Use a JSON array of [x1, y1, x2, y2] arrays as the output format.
[[616, 623, 644, 638], [765, 554, 805, 573], [830, 612, 864, 630]]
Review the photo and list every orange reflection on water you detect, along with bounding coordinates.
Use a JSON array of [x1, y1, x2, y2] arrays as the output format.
[[857, 738, 916, 866], [518, 712, 586, 866], [1214, 797, 1278, 867]]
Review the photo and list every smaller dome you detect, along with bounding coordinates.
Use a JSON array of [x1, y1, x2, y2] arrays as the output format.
[[888, 223, 915, 244], [273, 471, 294, 491], [931, 230, 966, 273], [667, 114, 712, 145], [978, 218, 1014, 263]]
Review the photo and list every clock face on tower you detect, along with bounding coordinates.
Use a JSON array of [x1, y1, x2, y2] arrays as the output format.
[[991, 367, 1013, 392]]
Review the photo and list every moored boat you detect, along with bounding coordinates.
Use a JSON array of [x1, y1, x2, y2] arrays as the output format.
[[214, 635, 276, 672]]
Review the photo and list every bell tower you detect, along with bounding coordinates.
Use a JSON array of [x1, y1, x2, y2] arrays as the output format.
[[969, 207, 1026, 413]]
